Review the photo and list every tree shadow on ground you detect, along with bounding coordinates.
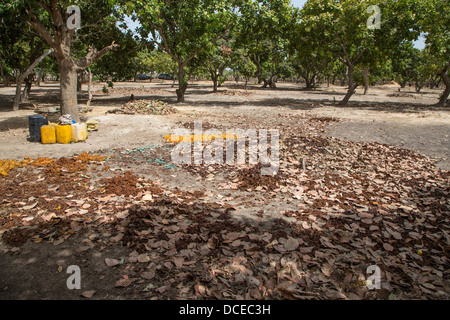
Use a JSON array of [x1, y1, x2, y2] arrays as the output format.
[[0, 116, 29, 132], [0, 81, 446, 115], [225, 83, 309, 92], [169, 96, 446, 114], [0, 114, 89, 134], [0, 166, 447, 300], [0, 94, 14, 112]]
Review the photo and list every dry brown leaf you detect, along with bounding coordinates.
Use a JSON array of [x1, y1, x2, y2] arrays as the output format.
[[141, 271, 156, 280], [137, 254, 150, 263], [115, 277, 136, 288], [105, 258, 120, 267], [81, 290, 96, 298], [284, 237, 300, 251], [173, 256, 184, 269]]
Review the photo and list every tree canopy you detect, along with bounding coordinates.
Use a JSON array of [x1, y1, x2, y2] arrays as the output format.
[[1, 0, 448, 119]]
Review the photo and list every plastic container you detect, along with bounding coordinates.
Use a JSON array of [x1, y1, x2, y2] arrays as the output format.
[[56, 125, 72, 144], [40, 125, 56, 144], [29, 115, 48, 142], [86, 120, 99, 132], [71, 123, 88, 142]]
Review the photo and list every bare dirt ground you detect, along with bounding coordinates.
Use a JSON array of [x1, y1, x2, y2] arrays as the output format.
[[0, 81, 448, 300], [1, 81, 448, 169]]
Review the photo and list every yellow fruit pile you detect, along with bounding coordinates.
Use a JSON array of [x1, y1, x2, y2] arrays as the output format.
[[164, 133, 240, 143], [0, 157, 57, 176], [0, 153, 106, 177], [0, 159, 26, 176]]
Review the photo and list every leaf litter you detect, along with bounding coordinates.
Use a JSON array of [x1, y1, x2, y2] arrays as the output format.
[[0, 112, 448, 300]]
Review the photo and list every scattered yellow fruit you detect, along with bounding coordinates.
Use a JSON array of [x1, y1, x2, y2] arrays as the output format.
[[417, 250, 423, 255], [164, 133, 240, 144]]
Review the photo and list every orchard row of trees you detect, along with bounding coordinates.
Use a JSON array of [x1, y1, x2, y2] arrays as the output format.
[[0, 0, 448, 121]]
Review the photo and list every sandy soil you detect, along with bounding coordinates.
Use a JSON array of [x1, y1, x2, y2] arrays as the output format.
[[0, 80, 449, 301], [0, 81, 448, 171]]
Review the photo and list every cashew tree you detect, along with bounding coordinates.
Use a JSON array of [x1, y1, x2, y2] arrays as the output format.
[[419, 0, 449, 106], [130, 0, 240, 103], [4, 0, 125, 121], [236, 0, 293, 87]]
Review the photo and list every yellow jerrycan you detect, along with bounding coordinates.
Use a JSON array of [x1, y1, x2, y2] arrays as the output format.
[[40, 125, 56, 144], [56, 125, 72, 144]]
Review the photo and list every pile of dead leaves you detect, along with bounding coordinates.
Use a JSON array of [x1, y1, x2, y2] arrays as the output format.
[[108, 100, 177, 115], [105, 196, 450, 300], [100, 171, 140, 197], [44, 153, 107, 176], [214, 90, 253, 96], [1, 112, 449, 300], [94, 87, 170, 96], [231, 163, 287, 191], [2, 217, 71, 247]]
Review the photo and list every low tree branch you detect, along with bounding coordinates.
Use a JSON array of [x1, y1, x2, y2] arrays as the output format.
[[75, 41, 120, 71], [28, 19, 56, 49], [13, 48, 54, 110]]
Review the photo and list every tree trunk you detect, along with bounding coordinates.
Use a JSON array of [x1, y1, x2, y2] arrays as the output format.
[[270, 75, 277, 88], [435, 64, 450, 107], [59, 58, 80, 122], [415, 82, 424, 93], [400, 80, 407, 90], [305, 77, 314, 90], [172, 71, 176, 88], [218, 68, 225, 88], [363, 66, 370, 95], [255, 56, 262, 84], [77, 71, 82, 93], [339, 65, 357, 105], [13, 80, 24, 111], [36, 68, 44, 87], [340, 68, 347, 86], [0, 62, 4, 86], [210, 66, 219, 93], [176, 64, 187, 103], [212, 75, 218, 93], [87, 68, 93, 108], [12, 48, 54, 111], [22, 74, 34, 102]]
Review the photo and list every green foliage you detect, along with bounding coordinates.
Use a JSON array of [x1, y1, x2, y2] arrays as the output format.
[[391, 41, 421, 86], [2, 0, 447, 106], [129, 0, 239, 100], [230, 47, 257, 82], [236, 0, 294, 83], [0, 4, 48, 78], [418, 0, 449, 68], [131, 0, 237, 61]]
